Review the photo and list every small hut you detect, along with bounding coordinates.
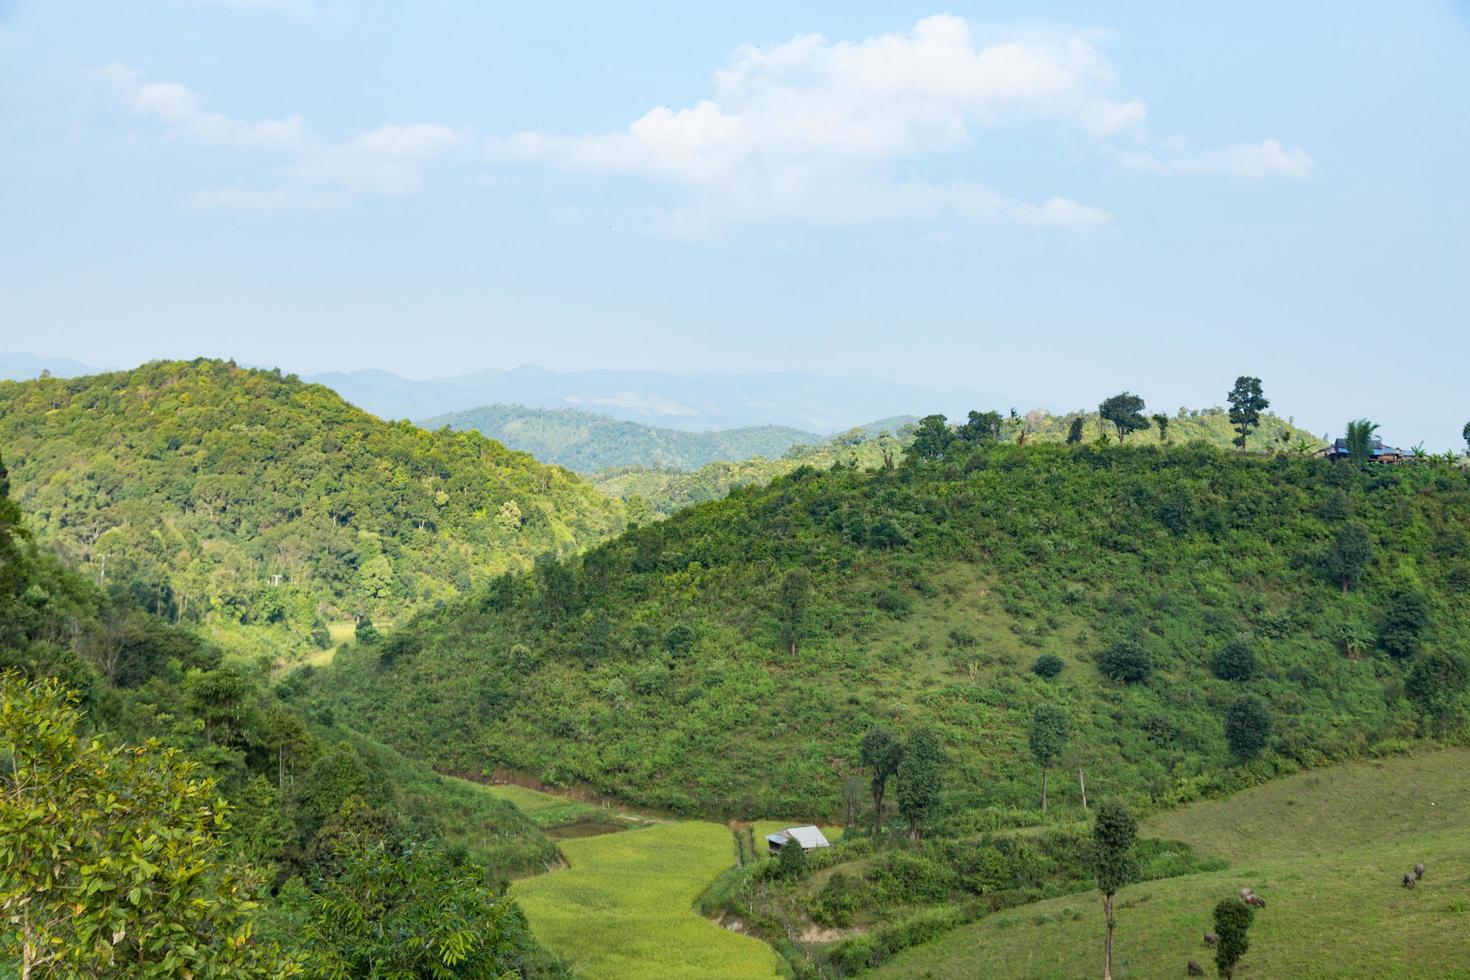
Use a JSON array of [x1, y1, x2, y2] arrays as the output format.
[[765, 825, 831, 856]]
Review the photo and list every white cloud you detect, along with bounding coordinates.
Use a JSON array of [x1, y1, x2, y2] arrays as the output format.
[[491, 15, 1131, 231], [109, 66, 462, 210], [490, 14, 1312, 232], [1119, 138, 1314, 179]]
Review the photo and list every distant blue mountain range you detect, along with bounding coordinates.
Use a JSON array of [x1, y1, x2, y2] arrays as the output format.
[[306, 365, 1011, 435], [0, 353, 97, 381]]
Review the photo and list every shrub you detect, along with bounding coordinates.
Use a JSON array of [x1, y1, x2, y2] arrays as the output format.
[[1098, 641, 1151, 684], [1380, 589, 1429, 659], [1212, 639, 1256, 682], [354, 618, 381, 646], [1032, 654, 1064, 679], [1213, 897, 1254, 978], [776, 839, 808, 880], [1225, 695, 1272, 762], [665, 623, 696, 655]]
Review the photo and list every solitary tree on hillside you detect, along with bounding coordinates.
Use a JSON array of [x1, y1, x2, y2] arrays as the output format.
[[896, 727, 944, 842], [777, 569, 811, 656], [1463, 421, 1470, 455], [1225, 695, 1272, 763], [1099, 392, 1149, 443], [1029, 705, 1070, 815], [1091, 800, 1138, 980], [1066, 415, 1086, 445], [1213, 897, 1255, 978], [1152, 413, 1170, 444], [859, 726, 903, 838], [910, 415, 952, 460], [1327, 523, 1374, 593], [1227, 377, 1270, 450], [1380, 589, 1430, 659], [1345, 419, 1380, 466]]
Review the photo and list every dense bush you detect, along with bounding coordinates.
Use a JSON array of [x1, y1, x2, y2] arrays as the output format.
[[1098, 641, 1152, 684], [1032, 653, 1064, 679], [1213, 639, 1256, 682]]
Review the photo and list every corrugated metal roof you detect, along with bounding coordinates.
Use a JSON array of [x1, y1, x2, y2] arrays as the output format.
[[785, 825, 830, 849]]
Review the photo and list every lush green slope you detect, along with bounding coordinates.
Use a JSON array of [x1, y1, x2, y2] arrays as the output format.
[[872, 749, 1470, 978], [0, 451, 566, 975], [422, 403, 821, 473], [0, 359, 626, 660], [321, 442, 1470, 822], [590, 409, 1321, 517]]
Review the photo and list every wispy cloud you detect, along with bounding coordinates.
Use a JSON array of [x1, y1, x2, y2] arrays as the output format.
[[1118, 137, 1314, 179], [489, 14, 1310, 234], [109, 65, 461, 210], [490, 16, 1129, 233]]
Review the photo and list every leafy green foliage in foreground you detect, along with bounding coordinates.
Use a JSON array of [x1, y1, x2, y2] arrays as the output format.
[[871, 749, 1470, 979], [0, 360, 625, 660], [325, 442, 1470, 823], [422, 403, 820, 473]]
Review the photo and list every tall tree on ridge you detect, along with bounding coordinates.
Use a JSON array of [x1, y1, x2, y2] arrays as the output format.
[[1099, 392, 1149, 443], [1345, 419, 1380, 466], [1226, 376, 1269, 449]]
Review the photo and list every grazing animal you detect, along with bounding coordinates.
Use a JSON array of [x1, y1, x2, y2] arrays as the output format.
[[1414, 863, 1425, 880], [1187, 960, 1206, 976], [1240, 887, 1267, 908], [1203, 930, 1218, 947], [1403, 872, 1416, 889]]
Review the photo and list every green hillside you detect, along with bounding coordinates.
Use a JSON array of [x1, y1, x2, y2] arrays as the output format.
[[422, 403, 821, 473], [0, 452, 567, 976], [0, 360, 626, 660], [320, 440, 1470, 822], [590, 408, 1321, 516]]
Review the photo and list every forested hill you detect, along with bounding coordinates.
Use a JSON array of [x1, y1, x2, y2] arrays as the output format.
[[589, 407, 1321, 517], [0, 359, 626, 659], [421, 403, 820, 472], [323, 442, 1470, 822]]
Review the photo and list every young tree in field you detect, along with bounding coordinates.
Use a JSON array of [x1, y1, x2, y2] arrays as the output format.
[[1066, 415, 1086, 445], [0, 672, 290, 979], [1151, 413, 1171, 444], [859, 726, 903, 838], [1091, 800, 1138, 980], [1327, 523, 1373, 593], [896, 727, 944, 842], [777, 568, 811, 655], [1225, 695, 1272, 762], [1099, 392, 1149, 443], [1212, 638, 1256, 682], [910, 414, 953, 460], [1029, 705, 1070, 815], [1345, 418, 1380, 466], [1212, 897, 1255, 978], [1227, 377, 1270, 449]]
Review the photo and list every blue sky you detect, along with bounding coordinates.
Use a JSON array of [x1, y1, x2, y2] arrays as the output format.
[[2, 1, 1467, 445]]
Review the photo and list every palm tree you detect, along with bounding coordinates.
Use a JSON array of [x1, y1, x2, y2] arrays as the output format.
[[1345, 419, 1380, 466]]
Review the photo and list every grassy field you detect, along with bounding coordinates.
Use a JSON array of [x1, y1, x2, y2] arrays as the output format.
[[872, 750, 1470, 978], [510, 820, 783, 979], [483, 782, 623, 830]]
